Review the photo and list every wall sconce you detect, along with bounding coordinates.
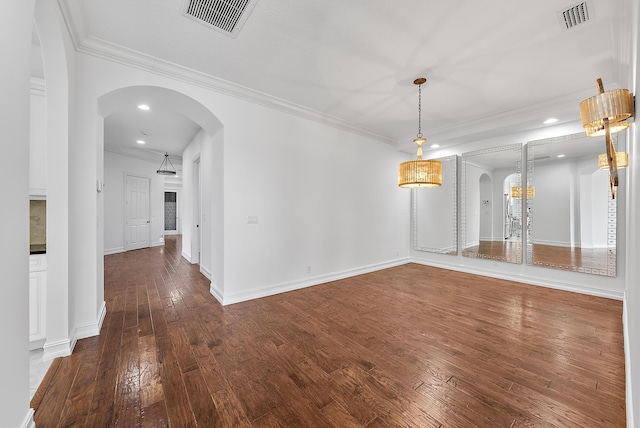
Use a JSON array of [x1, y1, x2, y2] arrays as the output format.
[[580, 78, 634, 198]]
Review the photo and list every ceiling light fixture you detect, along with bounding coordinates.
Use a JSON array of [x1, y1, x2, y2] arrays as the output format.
[[136, 140, 146, 145], [138, 104, 150, 111], [398, 78, 442, 188], [580, 78, 634, 198], [430, 144, 440, 149], [156, 152, 177, 176], [543, 118, 559, 124], [557, 154, 565, 158]]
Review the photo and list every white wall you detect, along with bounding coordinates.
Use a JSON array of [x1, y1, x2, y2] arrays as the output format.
[[35, 0, 78, 362], [219, 99, 409, 304], [104, 151, 167, 254], [1, 0, 35, 425], [69, 51, 409, 308], [30, 87, 47, 196]]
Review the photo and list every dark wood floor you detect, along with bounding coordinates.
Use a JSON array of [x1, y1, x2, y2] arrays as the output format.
[[33, 236, 626, 427]]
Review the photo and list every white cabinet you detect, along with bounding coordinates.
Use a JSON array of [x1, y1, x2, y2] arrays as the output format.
[[29, 254, 46, 349]]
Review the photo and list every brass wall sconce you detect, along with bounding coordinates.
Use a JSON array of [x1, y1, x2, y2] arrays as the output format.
[[580, 78, 634, 198]]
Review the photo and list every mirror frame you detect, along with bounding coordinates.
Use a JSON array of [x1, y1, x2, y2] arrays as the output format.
[[461, 143, 523, 264], [525, 132, 617, 277], [412, 155, 458, 255]]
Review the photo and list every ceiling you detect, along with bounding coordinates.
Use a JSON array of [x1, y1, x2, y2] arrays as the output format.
[[49, 0, 628, 159]]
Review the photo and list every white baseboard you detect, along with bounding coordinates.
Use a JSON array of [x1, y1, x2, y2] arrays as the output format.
[[218, 258, 411, 306], [210, 281, 223, 305], [21, 409, 35, 428], [76, 301, 106, 340], [200, 266, 212, 280], [181, 251, 192, 263], [42, 335, 75, 362], [151, 240, 164, 248], [410, 258, 624, 300], [104, 246, 125, 255], [623, 295, 635, 428], [42, 302, 106, 362]]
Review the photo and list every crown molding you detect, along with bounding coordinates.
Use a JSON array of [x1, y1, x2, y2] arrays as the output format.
[[56, 0, 397, 146]]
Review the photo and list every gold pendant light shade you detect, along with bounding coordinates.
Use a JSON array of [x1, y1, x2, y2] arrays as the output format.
[[579, 88, 633, 137], [399, 158, 442, 188], [398, 78, 442, 188], [510, 186, 535, 199]]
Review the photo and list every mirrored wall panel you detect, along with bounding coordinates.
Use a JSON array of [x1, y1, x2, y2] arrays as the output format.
[[526, 132, 618, 276], [412, 155, 458, 255], [461, 144, 522, 263]]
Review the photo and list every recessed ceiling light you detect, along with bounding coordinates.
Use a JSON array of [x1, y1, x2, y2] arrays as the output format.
[[557, 154, 565, 158], [138, 104, 150, 111], [430, 144, 440, 149], [543, 118, 559, 124], [136, 140, 146, 145]]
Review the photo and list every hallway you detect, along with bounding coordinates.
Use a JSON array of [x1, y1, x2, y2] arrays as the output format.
[[32, 236, 625, 426]]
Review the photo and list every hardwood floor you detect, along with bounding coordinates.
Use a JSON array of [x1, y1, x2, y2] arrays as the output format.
[[33, 236, 626, 427]]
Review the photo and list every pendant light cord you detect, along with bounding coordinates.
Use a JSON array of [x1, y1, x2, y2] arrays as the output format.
[[417, 83, 423, 139]]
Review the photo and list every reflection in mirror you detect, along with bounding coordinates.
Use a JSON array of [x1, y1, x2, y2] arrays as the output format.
[[461, 144, 522, 263], [412, 155, 457, 255], [526, 132, 618, 276]]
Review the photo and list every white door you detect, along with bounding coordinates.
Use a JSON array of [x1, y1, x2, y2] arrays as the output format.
[[125, 174, 150, 251]]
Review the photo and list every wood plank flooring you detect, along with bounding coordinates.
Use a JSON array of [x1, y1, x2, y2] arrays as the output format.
[[33, 235, 626, 427]]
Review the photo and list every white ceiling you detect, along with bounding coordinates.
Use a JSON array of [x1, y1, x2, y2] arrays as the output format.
[[52, 0, 628, 158]]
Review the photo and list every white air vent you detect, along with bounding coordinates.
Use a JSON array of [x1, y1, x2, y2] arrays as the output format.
[[557, 2, 591, 30], [183, 0, 258, 37]]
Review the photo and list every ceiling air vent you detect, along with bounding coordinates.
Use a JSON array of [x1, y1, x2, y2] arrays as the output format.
[[183, 0, 258, 37], [557, 2, 591, 30]]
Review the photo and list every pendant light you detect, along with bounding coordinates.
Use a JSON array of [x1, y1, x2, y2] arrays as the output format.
[[398, 78, 442, 188], [157, 152, 177, 176]]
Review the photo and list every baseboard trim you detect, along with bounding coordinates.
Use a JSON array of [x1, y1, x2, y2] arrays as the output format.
[[151, 240, 164, 248], [410, 258, 624, 300], [76, 301, 107, 340], [42, 335, 75, 362], [21, 409, 35, 428], [210, 281, 224, 305], [200, 266, 212, 281], [104, 247, 125, 255], [181, 251, 192, 263], [623, 295, 635, 428], [219, 258, 411, 305]]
